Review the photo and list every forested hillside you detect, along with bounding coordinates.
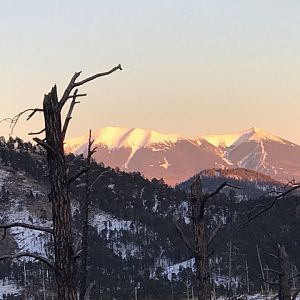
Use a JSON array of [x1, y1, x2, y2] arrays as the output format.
[[0, 137, 299, 299]]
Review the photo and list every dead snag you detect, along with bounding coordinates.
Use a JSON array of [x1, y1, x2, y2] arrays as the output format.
[[176, 175, 240, 300], [79, 130, 97, 300], [1, 65, 122, 300]]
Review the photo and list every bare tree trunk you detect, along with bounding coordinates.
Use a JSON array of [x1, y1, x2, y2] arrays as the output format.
[[257, 245, 267, 294], [191, 177, 211, 300], [43, 86, 77, 299], [228, 240, 233, 298], [177, 177, 237, 300], [277, 245, 291, 300], [79, 130, 95, 300], [79, 183, 89, 300], [245, 258, 250, 294]]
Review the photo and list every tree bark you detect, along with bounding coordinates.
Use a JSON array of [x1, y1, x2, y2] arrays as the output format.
[[277, 245, 291, 300], [190, 177, 211, 300], [43, 86, 77, 299], [79, 130, 96, 300], [79, 166, 91, 298], [79, 187, 89, 300]]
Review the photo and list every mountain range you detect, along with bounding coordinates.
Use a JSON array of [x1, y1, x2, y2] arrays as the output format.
[[65, 126, 300, 185]]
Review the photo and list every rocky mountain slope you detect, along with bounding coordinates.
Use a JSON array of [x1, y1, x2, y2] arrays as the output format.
[[65, 126, 300, 185]]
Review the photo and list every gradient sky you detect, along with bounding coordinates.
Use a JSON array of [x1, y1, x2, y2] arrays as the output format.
[[0, 1, 300, 143]]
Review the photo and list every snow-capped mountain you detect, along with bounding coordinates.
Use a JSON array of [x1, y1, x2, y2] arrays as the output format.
[[201, 127, 300, 182], [65, 126, 300, 185], [65, 126, 229, 185]]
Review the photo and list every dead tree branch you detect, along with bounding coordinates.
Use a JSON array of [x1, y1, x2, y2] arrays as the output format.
[[28, 128, 46, 135], [74, 64, 122, 88], [66, 93, 87, 100], [59, 64, 122, 110], [239, 183, 300, 229], [68, 167, 90, 184], [84, 281, 96, 300], [205, 182, 242, 201], [264, 268, 283, 276], [174, 221, 197, 255], [292, 289, 300, 300], [207, 223, 223, 246], [0, 108, 43, 135], [86, 130, 97, 163], [33, 137, 55, 154], [73, 249, 83, 261], [269, 253, 279, 260], [62, 89, 82, 140], [0, 222, 53, 240], [289, 273, 300, 281], [262, 278, 280, 286], [0, 252, 56, 271], [27, 108, 44, 120], [89, 170, 111, 191]]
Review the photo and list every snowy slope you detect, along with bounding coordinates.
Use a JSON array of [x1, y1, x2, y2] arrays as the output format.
[[65, 126, 230, 185], [6, 201, 51, 257], [66, 126, 300, 184], [0, 279, 20, 297], [202, 127, 286, 148], [65, 126, 181, 154]]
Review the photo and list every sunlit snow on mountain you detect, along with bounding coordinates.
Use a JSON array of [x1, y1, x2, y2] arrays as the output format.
[[65, 126, 300, 185]]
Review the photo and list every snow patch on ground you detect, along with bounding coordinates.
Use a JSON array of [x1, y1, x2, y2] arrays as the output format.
[[164, 258, 194, 279], [5, 200, 52, 257], [160, 157, 171, 170], [0, 279, 21, 297], [92, 211, 138, 258], [0, 168, 10, 185], [92, 211, 132, 234], [152, 195, 159, 213]]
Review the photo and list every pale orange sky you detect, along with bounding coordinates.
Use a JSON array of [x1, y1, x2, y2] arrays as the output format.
[[0, 1, 300, 144]]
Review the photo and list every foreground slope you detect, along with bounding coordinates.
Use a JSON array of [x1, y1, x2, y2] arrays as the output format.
[[0, 141, 299, 299]]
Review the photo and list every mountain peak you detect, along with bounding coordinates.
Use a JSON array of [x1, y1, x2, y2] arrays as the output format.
[[202, 127, 286, 148], [65, 126, 182, 154], [238, 127, 286, 145], [94, 126, 182, 149]]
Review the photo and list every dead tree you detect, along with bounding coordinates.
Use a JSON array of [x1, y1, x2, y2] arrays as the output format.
[[77, 132, 110, 299], [79, 130, 96, 300], [176, 175, 240, 300], [262, 244, 300, 300], [257, 245, 268, 294], [277, 245, 292, 300], [0, 64, 122, 299]]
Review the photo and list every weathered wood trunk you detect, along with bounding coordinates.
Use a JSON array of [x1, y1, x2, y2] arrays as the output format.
[[278, 245, 291, 300], [191, 177, 211, 300], [79, 131, 95, 300], [79, 174, 90, 300], [43, 86, 77, 300]]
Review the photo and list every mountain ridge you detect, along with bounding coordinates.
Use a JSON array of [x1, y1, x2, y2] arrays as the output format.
[[65, 126, 300, 185]]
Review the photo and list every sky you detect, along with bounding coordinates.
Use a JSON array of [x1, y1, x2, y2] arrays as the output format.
[[0, 1, 300, 143]]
